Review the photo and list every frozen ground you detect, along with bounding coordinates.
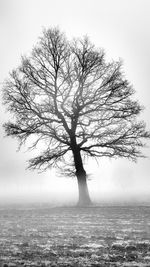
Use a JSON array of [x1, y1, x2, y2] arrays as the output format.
[[0, 205, 150, 266]]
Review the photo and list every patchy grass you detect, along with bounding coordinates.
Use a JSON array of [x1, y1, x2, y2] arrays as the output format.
[[0, 205, 150, 266]]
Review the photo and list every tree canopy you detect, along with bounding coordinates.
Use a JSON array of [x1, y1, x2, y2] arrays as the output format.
[[3, 28, 150, 177]]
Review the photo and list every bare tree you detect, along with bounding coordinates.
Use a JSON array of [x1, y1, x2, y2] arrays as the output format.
[[3, 28, 150, 206]]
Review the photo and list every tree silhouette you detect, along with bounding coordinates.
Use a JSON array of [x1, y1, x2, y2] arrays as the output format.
[[3, 28, 150, 205]]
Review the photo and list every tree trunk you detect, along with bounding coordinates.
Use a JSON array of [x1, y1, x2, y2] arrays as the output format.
[[71, 136, 92, 206], [76, 170, 92, 206]]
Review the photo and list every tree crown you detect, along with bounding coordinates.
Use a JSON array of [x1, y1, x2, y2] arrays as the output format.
[[3, 27, 150, 175]]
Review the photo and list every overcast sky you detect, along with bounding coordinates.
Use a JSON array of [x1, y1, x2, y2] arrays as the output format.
[[0, 0, 150, 204]]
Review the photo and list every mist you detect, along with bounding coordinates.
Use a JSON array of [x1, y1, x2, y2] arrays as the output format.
[[0, 0, 150, 206], [0, 157, 150, 206]]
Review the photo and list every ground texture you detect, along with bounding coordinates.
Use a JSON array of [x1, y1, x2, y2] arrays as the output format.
[[0, 205, 150, 266]]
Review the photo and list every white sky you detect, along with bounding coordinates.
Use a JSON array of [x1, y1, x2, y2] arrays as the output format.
[[0, 0, 150, 204]]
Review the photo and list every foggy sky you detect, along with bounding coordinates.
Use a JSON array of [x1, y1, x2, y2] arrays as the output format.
[[0, 0, 150, 204]]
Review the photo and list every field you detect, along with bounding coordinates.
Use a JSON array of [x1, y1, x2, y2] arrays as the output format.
[[0, 205, 150, 267]]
